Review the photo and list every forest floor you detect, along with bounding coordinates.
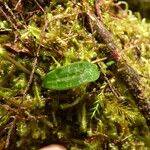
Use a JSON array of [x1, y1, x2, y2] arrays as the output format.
[[0, 0, 150, 150]]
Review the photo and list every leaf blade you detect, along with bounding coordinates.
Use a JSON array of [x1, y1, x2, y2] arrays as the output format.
[[43, 61, 100, 90]]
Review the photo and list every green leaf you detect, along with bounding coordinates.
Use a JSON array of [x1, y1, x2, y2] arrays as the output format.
[[43, 61, 100, 90]]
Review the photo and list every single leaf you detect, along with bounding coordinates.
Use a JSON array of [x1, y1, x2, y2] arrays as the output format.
[[43, 61, 100, 90]]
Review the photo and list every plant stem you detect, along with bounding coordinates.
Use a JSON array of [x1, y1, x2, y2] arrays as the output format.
[[4, 54, 31, 74], [80, 103, 87, 132], [60, 94, 85, 110]]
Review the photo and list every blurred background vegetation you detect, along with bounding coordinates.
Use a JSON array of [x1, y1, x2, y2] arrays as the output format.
[[119, 0, 150, 19]]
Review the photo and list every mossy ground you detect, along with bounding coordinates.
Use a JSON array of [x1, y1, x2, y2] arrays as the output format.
[[0, 0, 150, 149]]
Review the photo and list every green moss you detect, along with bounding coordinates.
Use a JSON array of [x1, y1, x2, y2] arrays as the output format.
[[0, 0, 149, 149]]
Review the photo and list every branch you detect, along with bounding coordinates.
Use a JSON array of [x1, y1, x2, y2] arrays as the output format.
[[79, 12, 150, 127]]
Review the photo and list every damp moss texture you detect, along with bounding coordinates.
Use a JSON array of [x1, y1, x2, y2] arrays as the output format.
[[0, 0, 150, 149]]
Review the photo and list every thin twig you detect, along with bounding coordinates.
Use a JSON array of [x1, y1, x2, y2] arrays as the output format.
[[4, 2, 17, 21], [0, 104, 19, 114], [34, 0, 45, 13], [14, 0, 22, 11], [98, 63, 121, 99], [4, 53, 31, 74], [92, 57, 107, 64], [94, 0, 102, 21], [22, 48, 40, 99], [0, 7, 18, 31], [5, 117, 17, 149], [139, 74, 150, 80]]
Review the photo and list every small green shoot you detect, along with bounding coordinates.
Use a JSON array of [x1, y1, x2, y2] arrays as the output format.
[[106, 60, 115, 66]]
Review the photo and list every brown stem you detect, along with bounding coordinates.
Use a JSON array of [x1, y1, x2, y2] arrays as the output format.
[[94, 0, 102, 21], [79, 12, 150, 127], [4, 53, 31, 74]]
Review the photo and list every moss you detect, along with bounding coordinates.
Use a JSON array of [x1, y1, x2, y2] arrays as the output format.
[[0, 0, 150, 149]]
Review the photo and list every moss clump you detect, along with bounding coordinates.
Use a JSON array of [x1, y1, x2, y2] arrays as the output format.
[[0, 0, 150, 149]]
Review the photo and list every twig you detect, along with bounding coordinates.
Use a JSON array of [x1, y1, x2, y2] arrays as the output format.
[[139, 74, 150, 80], [0, 104, 19, 114], [5, 54, 30, 74], [22, 50, 39, 97], [4, 2, 17, 21], [98, 62, 121, 99], [92, 57, 107, 64], [34, 0, 45, 13], [14, 0, 22, 11], [0, 7, 18, 31], [94, 0, 102, 21], [5, 117, 17, 149]]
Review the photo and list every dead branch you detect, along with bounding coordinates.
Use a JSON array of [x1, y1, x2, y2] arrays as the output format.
[[79, 12, 150, 127]]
